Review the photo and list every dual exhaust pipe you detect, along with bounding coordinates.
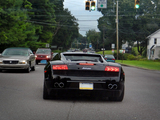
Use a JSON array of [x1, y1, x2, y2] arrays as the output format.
[[54, 82, 65, 88], [108, 84, 118, 90]]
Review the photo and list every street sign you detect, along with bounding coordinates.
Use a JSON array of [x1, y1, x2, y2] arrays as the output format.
[[97, 0, 107, 9], [46, 44, 49, 48], [89, 43, 92, 48], [111, 44, 115, 49], [119, 50, 125, 53], [101, 48, 105, 51], [51, 46, 57, 48]]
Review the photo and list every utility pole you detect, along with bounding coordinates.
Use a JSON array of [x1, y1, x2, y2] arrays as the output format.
[[116, 1, 119, 60], [103, 28, 105, 56]]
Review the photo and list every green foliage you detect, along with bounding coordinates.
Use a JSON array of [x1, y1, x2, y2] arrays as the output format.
[[98, 0, 160, 55], [131, 47, 138, 56], [127, 54, 136, 60], [19, 41, 46, 51], [116, 60, 160, 71], [97, 50, 114, 55], [0, 0, 79, 52], [0, 0, 37, 51], [86, 30, 101, 50], [52, 7, 79, 50]]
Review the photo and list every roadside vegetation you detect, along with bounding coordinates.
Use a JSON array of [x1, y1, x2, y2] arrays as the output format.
[[116, 60, 160, 71]]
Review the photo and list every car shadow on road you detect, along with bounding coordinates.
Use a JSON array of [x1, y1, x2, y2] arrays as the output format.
[[45, 94, 117, 103]]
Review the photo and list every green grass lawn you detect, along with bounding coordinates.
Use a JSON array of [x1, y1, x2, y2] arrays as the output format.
[[97, 50, 115, 55], [116, 60, 160, 71]]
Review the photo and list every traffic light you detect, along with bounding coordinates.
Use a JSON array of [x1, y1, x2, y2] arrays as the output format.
[[135, 0, 140, 9], [85, 1, 90, 10], [91, 1, 96, 11]]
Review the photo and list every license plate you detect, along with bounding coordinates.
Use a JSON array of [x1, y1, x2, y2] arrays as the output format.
[[40, 60, 47, 64], [79, 83, 93, 90]]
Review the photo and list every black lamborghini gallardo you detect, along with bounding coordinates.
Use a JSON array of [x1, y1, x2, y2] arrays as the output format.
[[43, 52, 125, 101]]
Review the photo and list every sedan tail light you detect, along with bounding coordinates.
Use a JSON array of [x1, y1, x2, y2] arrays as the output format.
[[105, 66, 119, 72], [52, 65, 68, 70]]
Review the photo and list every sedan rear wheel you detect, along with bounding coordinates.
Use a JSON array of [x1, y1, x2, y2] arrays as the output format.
[[108, 87, 124, 102]]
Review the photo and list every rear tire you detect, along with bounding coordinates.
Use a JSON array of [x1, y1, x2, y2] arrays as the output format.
[[43, 83, 49, 99], [108, 87, 124, 102]]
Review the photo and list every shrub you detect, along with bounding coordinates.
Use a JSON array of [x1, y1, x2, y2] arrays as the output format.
[[127, 54, 136, 60]]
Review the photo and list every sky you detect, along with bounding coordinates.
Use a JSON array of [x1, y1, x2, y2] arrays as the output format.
[[63, 0, 103, 36]]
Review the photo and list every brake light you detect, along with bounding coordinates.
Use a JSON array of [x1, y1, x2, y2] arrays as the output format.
[[112, 59, 115, 60], [52, 65, 68, 70], [79, 63, 94, 65], [105, 66, 119, 72]]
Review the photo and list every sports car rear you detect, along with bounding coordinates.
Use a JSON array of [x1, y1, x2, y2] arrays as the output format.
[[43, 52, 125, 101]]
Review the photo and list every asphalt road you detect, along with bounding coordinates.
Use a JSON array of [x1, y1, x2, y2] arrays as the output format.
[[0, 65, 160, 120]]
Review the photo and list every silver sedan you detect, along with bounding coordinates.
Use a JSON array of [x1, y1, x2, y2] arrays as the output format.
[[0, 47, 35, 73]]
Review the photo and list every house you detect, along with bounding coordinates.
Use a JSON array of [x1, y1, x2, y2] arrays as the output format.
[[147, 29, 160, 60]]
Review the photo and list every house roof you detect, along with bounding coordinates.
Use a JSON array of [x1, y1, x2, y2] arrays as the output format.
[[147, 29, 160, 38]]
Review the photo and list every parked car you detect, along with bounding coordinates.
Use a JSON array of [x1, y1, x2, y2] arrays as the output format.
[[35, 48, 53, 64], [104, 54, 115, 62], [0, 47, 35, 73], [43, 52, 125, 101]]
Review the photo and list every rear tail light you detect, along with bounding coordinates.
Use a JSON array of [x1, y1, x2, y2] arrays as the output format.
[[104, 58, 107, 60], [105, 66, 119, 72], [112, 59, 115, 60], [52, 65, 68, 70], [79, 63, 94, 65]]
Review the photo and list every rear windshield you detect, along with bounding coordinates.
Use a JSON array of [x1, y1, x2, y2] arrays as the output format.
[[64, 54, 103, 62]]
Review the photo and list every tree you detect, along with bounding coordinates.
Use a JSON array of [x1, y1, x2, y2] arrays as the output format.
[[86, 30, 101, 50], [0, 0, 36, 51], [28, 0, 56, 44], [98, 0, 160, 55]]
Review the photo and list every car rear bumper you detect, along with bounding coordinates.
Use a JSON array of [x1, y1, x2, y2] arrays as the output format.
[[44, 80, 124, 97]]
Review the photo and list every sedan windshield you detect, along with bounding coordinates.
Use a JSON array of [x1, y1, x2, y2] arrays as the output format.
[[2, 49, 29, 56], [36, 49, 50, 54]]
